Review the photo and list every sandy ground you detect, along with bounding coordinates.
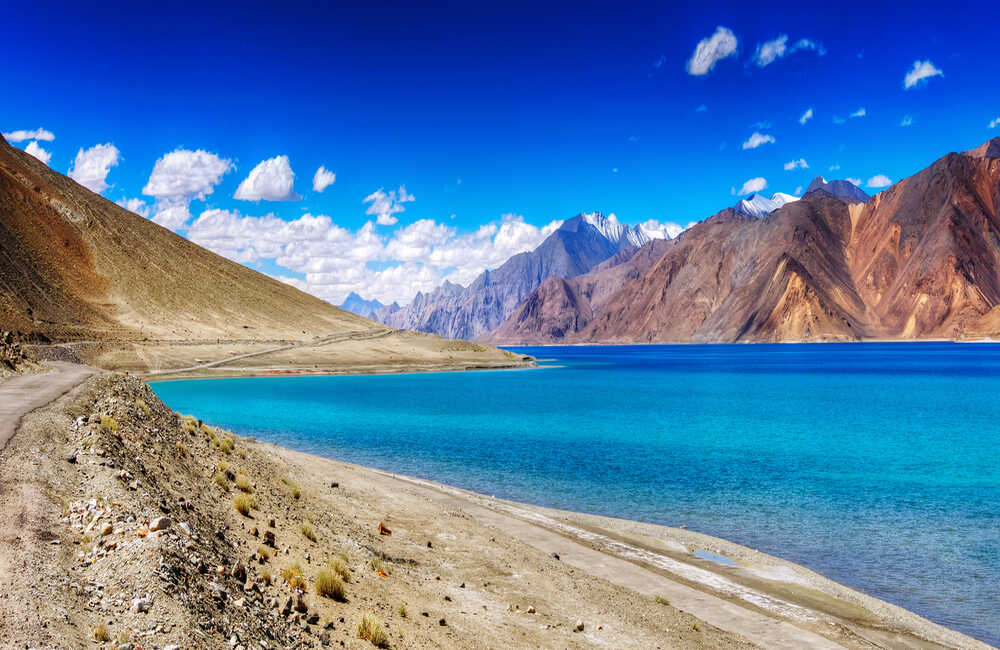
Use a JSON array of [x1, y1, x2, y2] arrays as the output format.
[[0, 364, 991, 650]]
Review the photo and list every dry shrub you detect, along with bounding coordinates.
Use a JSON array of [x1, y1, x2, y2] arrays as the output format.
[[234, 493, 257, 516], [314, 568, 346, 600], [235, 473, 253, 492], [301, 524, 318, 542], [356, 613, 389, 648], [329, 557, 351, 582], [99, 415, 118, 433], [281, 564, 307, 591]]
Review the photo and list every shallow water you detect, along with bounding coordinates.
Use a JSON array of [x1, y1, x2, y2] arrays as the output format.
[[150, 343, 1000, 644]]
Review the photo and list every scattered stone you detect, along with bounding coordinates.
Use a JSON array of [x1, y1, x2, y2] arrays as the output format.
[[551, 552, 560, 560], [575, 620, 585, 632], [439, 618, 447, 626], [330, 481, 338, 488], [149, 516, 171, 532], [65, 452, 77, 464], [263, 531, 276, 547], [444, 596, 451, 602], [268, 518, 276, 528], [427, 541, 432, 548], [231, 563, 246, 582], [132, 596, 152, 613], [459, 582, 465, 588], [178, 522, 191, 536], [378, 522, 392, 536], [99, 523, 113, 537], [527, 606, 536, 614], [293, 594, 308, 613]]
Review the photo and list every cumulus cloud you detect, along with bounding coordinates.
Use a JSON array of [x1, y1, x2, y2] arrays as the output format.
[[904, 60, 943, 89], [116, 197, 150, 218], [990, 117, 999, 129], [829, 164, 841, 171], [142, 148, 233, 230], [68, 143, 120, 194], [846, 177, 862, 186], [234, 155, 301, 202], [742, 132, 775, 150], [24, 141, 51, 164], [185, 207, 564, 305], [784, 158, 808, 170], [737, 177, 767, 195], [901, 115, 914, 127], [752, 35, 824, 67], [3, 127, 54, 142], [799, 108, 814, 125], [850, 107, 866, 118], [686, 26, 738, 76], [364, 186, 414, 226], [866, 174, 892, 188], [313, 166, 336, 192]]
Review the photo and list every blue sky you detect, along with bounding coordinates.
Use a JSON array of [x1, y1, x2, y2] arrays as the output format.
[[4, 1, 999, 304]]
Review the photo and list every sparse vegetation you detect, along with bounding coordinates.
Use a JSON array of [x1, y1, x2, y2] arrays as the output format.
[[181, 415, 198, 434], [655, 595, 670, 606], [219, 436, 235, 454], [93, 623, 110, 642], [356, 613, 389, 648], [257, 545, 272, 562], [370, 557, 391, 575], [301, 523, 317, 542], [136, 399, 151, 418], [281, 563, 307, 591], [99, 414, 118, 433], [290, 483, 302, 500], [398, 603, 408, 618], [329, 556, 351, 582], [692, 621, 701, 632], [176, 441, 187, 455], [235, 473, 253, 492], [234, 493, 257, 516], [261, 568, 273, 585], [214, 471, 230, 490], [314, 568, 346, 600]]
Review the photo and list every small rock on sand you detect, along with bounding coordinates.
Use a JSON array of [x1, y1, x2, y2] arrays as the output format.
[[149, 516, 171, 532]]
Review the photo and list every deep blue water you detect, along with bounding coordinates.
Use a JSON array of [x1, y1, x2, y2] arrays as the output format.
[[150, 343, 1000, 645]]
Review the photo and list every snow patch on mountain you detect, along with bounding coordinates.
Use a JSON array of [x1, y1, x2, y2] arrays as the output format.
[[734, 192, 800, 219], [580, 212, 652, 247]]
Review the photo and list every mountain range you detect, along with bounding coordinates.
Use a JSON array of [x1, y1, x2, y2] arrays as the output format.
[[375, 212, 663, 340], [488, 138, 1000, 343], [338, 292, 384, 319]]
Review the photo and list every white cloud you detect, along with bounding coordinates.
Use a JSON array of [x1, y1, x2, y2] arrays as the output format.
[[364, 186, 414, 226], [116, 197, 150, 218], [866, 174, 892, 188], [850, 107, 866, 118], [794, 186, 803, 195], [185, 207, 564, 305], [313, 166, 336, 192], [3, 127, 54, 142], [142, 148, 233, 230], [68, 143, 120, 194], [742, 132, 775, 150], [904, 60, 943, 89], [901, 115, 914, 127], [695, 104, 707, 112], [234, 155, 301, 202], [737, 177, 767, 195], [989, 117, 999, 129], [846, 177, 862, 186], [799, 108, 813, 125], [753, 35, 824, 67], [638, 219, 691, 240], [829, 164, 841, 171], [24, 141, 51, 164], [686, 26, 738, 76], [784, 158, 809, 170]]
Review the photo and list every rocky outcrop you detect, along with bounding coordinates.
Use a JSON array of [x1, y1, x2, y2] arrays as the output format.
[[378, 213, 658, 340], [0, 330, 34, 376]]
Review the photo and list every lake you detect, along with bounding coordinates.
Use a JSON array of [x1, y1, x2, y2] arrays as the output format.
[[150, 343, 1000, 645]]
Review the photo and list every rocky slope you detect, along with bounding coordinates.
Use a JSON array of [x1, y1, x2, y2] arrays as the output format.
[[377, 213, 660, 340], [0, 135, 526, 373], [492, 138, 1000, 343]]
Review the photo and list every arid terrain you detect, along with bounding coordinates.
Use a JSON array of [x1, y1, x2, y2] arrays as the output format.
[[0, 361, 990, 650]]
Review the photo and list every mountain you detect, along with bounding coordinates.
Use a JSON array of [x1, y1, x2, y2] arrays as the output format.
[[377, 212, 661, 340], [0, 135, 526, 373], [735, 192, 800, 218], [338, 292, 384, 319], [491, 138, 1000, 344], [485, 238, 674, 344], [805, 176, 870, 203]]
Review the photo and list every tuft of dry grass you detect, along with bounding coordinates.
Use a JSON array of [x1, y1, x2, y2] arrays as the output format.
[[290, 483, 302, 500], [692, 621, 701, 631], [370, 557, 392, 575], [93, 623, 110, 642], [214, 471, 230, 490], [301, 524, 318, 542], [261, 568, 272, 586], [136, 399, 151, 418], [314, 568, 346, 600], [329, 557, 351, 582], [181, 415, 198, 434], [219, 436, 235, 454], [234, 493, 258, 516], [655, 595, 670, 606], [176, 441, 187, 455], [281, 563, 307, 591], [235, 473, 253, 493], [99, 414, 118, 433], [257, 545, 272, 563], [356, 613, 389, 648], [398, 603, 408, 618]]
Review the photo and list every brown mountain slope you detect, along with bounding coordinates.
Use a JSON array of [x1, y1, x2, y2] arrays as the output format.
[[486, 238, 673, 343], [495, 138, 1000, 344], [0, 136, 529, 373]]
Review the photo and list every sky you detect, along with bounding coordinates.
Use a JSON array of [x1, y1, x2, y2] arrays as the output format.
[[4, 1, 999, 306]]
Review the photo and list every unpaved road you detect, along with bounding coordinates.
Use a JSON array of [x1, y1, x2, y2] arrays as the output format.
[[0, 362, 95, 451]]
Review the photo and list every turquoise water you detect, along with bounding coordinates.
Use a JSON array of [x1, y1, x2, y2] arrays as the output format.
[[150, 343, 1000, 645]]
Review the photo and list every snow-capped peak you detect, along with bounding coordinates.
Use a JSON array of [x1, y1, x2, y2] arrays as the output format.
[[581, 212, 650, 247], [734, 192, 800, 219]]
